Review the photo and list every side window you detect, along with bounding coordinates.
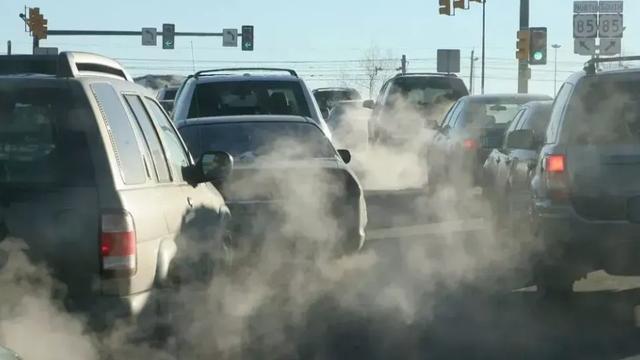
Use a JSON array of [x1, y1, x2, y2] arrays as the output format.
[[441, 101, 461, 128], [90, 83, 146, 185], [144, 98, 191, 181], [123, 94, 171, 183], [546, 83, 574, 144], [450, 101, 466, 128]]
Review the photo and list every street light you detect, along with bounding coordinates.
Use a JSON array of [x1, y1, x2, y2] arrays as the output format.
[[552, 44, 561, 96]]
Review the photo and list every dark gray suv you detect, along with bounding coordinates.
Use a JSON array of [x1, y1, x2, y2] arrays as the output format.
[[0, 52, 231, 328]]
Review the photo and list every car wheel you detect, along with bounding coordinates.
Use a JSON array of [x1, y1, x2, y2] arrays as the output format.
[[534, 267, 575, 296]]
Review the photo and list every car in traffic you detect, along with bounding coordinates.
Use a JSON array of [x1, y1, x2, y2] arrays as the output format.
[[428, 93, 552, 190], [312, 87, 361, 119], [0, 52, 231, 330], [177, 115, 367, 256], [326, 100, 371, 150], [172, 68, 333, 140], [482, 100, 553, 231], [366, 73, 469, 145], [529, 57, 640, 293], [157, 85, 179, 113]]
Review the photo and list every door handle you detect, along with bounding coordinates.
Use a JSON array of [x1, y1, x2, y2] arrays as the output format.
[[187, 197, 194, 208]]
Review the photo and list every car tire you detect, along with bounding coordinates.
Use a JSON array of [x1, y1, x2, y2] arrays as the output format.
[[534, 267, 575, 296]]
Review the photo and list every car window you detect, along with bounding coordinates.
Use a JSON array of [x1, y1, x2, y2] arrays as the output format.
[[314, 90, 361, 111], [0, 84, 95, 186], [521, 105, 552, 139], [385, 77, 467, 108], [441, 100, 461, 128], [180, 122, 336, 161], [144, 97, 190, 180], [457, 101, 528, 128], [565, 76, 640, 145], [188, 81, 311, 118], [123, 94, 171, 183], [449, 100, 466, 128], [546, 84, 573, 144], [503, 109, 526, 148], [91, 83, 146, 185]]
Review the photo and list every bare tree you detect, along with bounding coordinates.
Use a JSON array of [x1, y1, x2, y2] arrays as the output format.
[[359, 46, 395, 99]]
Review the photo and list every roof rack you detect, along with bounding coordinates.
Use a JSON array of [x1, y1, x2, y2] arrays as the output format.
[[0, 51, 132, 81], [394, 72, 458, 78], [584, 56, 640, 75], [194, 68, 298, 78]]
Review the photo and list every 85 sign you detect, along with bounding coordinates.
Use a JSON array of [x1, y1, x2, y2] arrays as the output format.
[[598, 14, 623, 38], [574, 14, 597, 38]]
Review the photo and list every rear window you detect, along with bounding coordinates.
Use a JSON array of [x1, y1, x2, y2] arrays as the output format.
[[180, 122, 335, 161], [565, 76, 640, 145], [188, 81, 311, 118], [0, 84, 94, 186], [522, 105, 552, 137], [457, 99, 536, 128], [385, 77, 468, 109], [314, 90, 361, 110]]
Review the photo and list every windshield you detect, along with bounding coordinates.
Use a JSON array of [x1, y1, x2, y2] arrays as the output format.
[[566, 76, 640, 144], [457, 100, 531, 128], [180, 122, 336, 161], [187, 81, 311, 118], [0, 84, 93, 186], [385, 77, 468, 109], [314, 89, 361, 111]]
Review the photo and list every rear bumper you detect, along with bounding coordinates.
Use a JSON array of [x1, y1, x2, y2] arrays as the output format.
[[66, 290, 151, 330], [534, 201, 640, 274]]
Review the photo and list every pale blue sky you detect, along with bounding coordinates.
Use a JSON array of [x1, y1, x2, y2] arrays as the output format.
[[1, 0, 636, 96]]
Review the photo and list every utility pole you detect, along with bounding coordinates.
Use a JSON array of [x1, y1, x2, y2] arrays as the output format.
[[518, 0, 530, 94], [481, 0, 486, 94], [552, 44, 561, 95], [469, 50, 479, 95], [401, 54, 407, 75], [6, 41, 11, 55]]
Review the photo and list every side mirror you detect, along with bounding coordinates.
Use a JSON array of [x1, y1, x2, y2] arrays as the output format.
[[185, 151, 234, 186], [506, 129, 535, 150], [337, 149, 351, 164], [362, 100, 375, 109]]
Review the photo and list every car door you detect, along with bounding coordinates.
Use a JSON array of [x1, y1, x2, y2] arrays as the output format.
[[430, 99, 462, 176], [496, 108, 528, 193], [143, 98, 229, 256]]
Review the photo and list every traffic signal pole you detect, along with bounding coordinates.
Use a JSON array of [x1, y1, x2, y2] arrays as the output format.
[[518, 0, 530, 94]]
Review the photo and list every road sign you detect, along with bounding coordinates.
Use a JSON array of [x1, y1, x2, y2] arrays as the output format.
[[598, 14, 623, 38], [437, 49, 461, 73], [33, 46, 58, 55], [599, 38, 621, 55], [574, 38, 596, 55], [599, 1, 623, 13], [573, 1, 598, 13], [222, 29, 238, 47], [574, 14, 598, 38], [141, 27, 157, 46], [162, 23, 175, 50]]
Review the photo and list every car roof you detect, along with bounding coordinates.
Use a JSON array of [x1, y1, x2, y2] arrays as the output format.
[[463, 93, 551, 103], [176, 115, 316, 127], [313, 87, 358, 93]]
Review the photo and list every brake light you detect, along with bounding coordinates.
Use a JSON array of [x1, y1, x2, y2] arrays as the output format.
[[545, 154, 566, 173], [100, 212, 137, 276], [463, 138, 478, 151]]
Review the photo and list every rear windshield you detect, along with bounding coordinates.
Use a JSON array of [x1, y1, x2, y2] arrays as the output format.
[[314, 90, 361, 110], [457, 99, 536, 128], [160, 88, 177, 100], [385, 77, 468, 109], [566, 76, 640, 145], [188, 81, 311, 118], [180, 122, 336, 161], [0, 84, 94, 186]]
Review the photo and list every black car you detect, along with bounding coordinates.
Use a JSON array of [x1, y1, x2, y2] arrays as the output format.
[[366, 73, 469, 145], [313, 87, 361, 119], [178, 115, 367, 255], [529, 57, 640, 293], [483, 100, 552, 230], [428, 94, 551, 189]]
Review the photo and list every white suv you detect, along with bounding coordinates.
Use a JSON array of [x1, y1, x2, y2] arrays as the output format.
[[172, 68, 332, 139]]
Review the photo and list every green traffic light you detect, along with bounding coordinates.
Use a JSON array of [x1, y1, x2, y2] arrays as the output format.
[[532, 51, 543, 61]]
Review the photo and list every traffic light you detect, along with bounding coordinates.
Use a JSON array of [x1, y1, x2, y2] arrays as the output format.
[[162, 23, 175, 50], [27, 7, 47, 40], [529, 27, 547, 65], [516, 30, 530, 61], [453, 0, 466, 9], [439, 0, 452, 15], [241, 25, 254, 51]]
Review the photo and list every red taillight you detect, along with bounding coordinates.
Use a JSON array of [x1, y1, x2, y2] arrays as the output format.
[[463, 138, 478, 151], [545, 154, 566, 173], [100, 212, 137, 276]]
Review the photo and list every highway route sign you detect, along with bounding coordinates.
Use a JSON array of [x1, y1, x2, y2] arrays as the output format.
[[573, 1, 598, 13], [141, 27, 157, 46], [599, 38, 621, 55], [598, 14, 623, 38], [222, 29, 238, 47], [599, 1, 623, 14], [574, 14, 598, 38], [574, 38, 596, 56]]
